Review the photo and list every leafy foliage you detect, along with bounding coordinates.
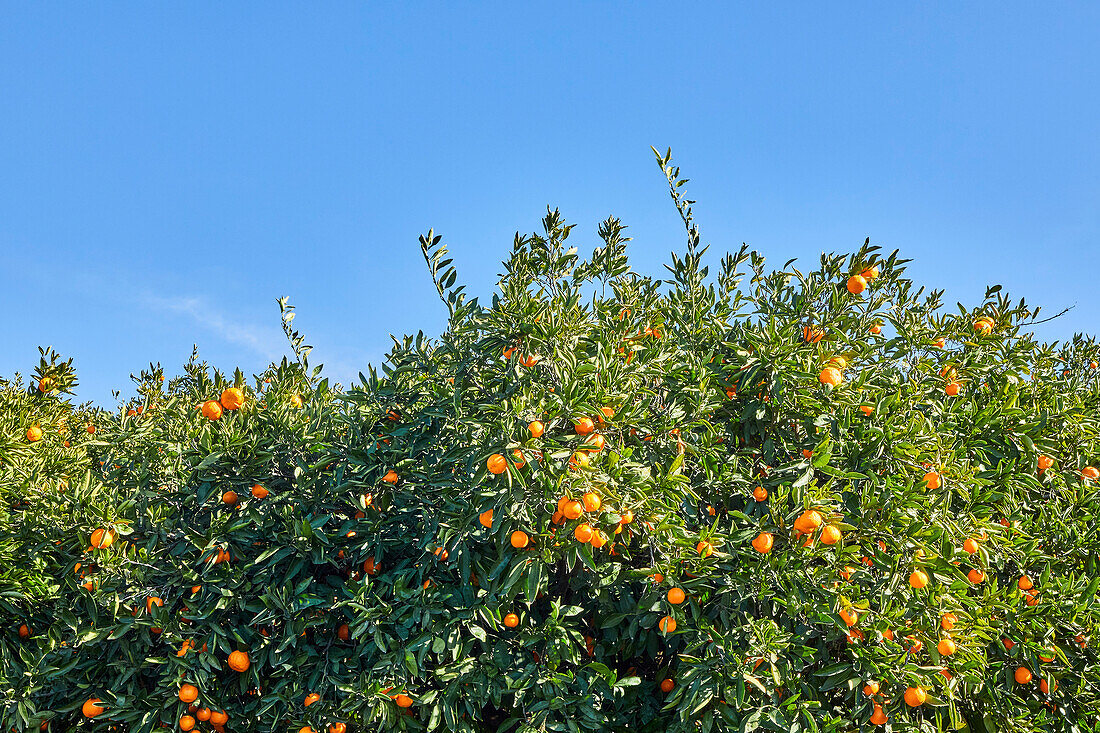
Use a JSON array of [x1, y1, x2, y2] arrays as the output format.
[[3, 153, 1100, 732]]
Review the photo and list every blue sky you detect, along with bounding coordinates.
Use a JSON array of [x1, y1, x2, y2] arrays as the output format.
[[2, 3, 1098, 405]]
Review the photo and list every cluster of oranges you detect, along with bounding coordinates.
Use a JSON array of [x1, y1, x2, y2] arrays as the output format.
[[81, 654, 363, 730], [845, 264, 879, 295], [482, 409, 631, 556], [199, 387, 246, 421]]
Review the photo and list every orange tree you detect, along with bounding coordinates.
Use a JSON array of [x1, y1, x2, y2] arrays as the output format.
[[2, 151, 1100, 732]]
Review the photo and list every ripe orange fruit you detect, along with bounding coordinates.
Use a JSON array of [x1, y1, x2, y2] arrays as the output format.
[[584, 434, 606, 452], [937, 638, 956, 656], [870, 705, 888, 725], [221, 491, 238, 505], [382, 469, 399, 483], [751, 532, 774, 554], [510, 530, 530, 549], [179, 684, 199, 703], [82, 698, 105, 718], [945, 380, 961, 396], [658, 615, 677, 634], [846, 275, 867, 294], [820, 526, 842, 545], [923, 471, 941, 489], [1038, 455, 1054, 471], [909, 570, 929, 589], [201, 400, 223, 420], [503, 613, 519, 628], [337, 624, 350, 641], [1015, 666, 1032, 684], [478, 509, 494, 528], [862, 681, 879, 697], [18, 624, 30, 638], [967, 568, 986, 584], [563, 501, 584, 520], [860, 265, 879, 280], [1082, 466, 1099, 480], [196, 708, 212, 721], [582, 492, 602, 512], [1018, 574, 1033, 590], [528, 420, 544, 438], [26, 424, 43, 442], [752, 486, 768, 502], [696, 540, 714, 558], [574, 524, 594, 543], [329, 724, 347, 733], [941, 613, 957, 630], [227, 650, 250, 672], [869, 323, 882, 335], [180, 715, 196, 731], [394, 694, 414, 708], [660, 678, 674, 693], [973, 317, 993, 335], [818, 366, 843, 387], [487, 453, 507, 475], [220, 387, 245, 410], [962, 538, 979, 554], [146, 597, 163, 613], [90, 528, 115, 549], [859, 405, 874, 416], [209, 710, 228, 726], [838, 609, 858, 627], [793, 510, 823, 534], [574, 417, 595, 436], [904, 686, 926, 707], [250, 484, 268, 499], [619, 509, 634, 525], [1040, 677, 1058, 694], [667, 587, 686, 605], [304, 692, 320, 706]]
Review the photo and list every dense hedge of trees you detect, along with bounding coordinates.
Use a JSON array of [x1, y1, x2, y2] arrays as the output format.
[[2, 152, 1099, 732]]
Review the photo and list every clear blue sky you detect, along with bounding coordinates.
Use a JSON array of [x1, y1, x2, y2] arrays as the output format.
[[2, 3, 1098, 405]]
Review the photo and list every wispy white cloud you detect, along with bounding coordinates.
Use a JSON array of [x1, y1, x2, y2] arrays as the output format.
[[142, 294, 288, 361], [138, 294, 384, 389]]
